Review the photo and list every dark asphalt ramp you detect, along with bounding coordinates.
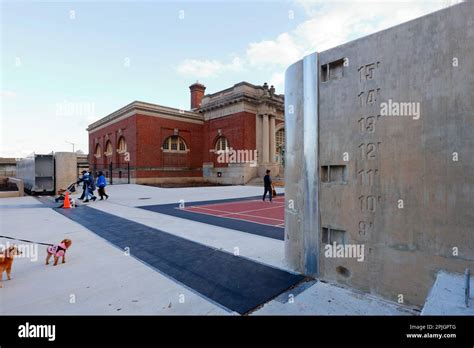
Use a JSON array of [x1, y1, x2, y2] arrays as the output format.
[[55, 206, 304, 314]]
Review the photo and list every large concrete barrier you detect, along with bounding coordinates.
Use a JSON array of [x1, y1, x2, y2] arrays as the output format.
[[285, 2, 474, 306], [54, 152, 78, 194]]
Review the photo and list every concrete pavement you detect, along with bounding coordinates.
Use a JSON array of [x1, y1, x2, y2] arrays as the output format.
[[0, 185, 417, 315]]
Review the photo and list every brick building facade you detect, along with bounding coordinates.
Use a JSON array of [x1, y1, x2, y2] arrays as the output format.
[[87, 82, 285, 184]]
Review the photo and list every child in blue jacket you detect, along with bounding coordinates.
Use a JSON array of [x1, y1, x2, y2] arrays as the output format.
[[96, 171, 109, 200]]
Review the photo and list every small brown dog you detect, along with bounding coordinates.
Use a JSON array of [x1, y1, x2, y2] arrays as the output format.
[[0, 245, 22, 288], [46, 239, 72, 266]]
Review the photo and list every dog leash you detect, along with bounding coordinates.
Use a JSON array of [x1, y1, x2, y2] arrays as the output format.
[[0, 235, 54, 246]]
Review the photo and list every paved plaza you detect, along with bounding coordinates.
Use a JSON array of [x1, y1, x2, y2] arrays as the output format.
[[0, 184, 416, 315]]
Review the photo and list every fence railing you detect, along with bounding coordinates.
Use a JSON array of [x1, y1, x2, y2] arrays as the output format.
[[90, 162, 130, 184], [0, 170, 16, 177]]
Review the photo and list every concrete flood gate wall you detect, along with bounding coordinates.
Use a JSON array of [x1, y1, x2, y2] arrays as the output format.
[[55, 152, 79, 194], [16, 153, 55, 195], [285, 2, 474, 306], [16, 152, 83, 195]]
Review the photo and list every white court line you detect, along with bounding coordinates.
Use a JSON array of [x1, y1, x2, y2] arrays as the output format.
[[184, 205, 285, 223], [178, 207, 284, 229], [197, 197, 285, 209], [220, 212, 284, 223], [186, 203, 284, 217], [229, 204, 285, 216], [184, 206, 237, 215]]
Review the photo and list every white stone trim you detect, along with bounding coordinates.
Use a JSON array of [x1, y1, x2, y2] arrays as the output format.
[[88, 101, 204, 132], [275, 122, 285, 132], [202, 102, 258, 121]]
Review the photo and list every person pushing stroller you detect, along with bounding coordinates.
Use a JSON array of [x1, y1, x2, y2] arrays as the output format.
[[77, 171, 96, 203]]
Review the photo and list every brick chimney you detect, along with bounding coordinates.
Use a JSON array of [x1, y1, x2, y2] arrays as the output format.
[[189, 81, 206, 110]]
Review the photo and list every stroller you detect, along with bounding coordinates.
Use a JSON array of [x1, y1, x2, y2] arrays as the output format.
[[55, 182, 77, 203]]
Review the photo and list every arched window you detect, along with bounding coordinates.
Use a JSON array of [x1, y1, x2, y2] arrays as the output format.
[[117, 137, 127, 154], [276, 128, 285, 150], [162, 136, 188, 152], [276, 128, 285, 166], [94, 144, 102, 158], [215, 136, 230, 152], [105, 140, 113, 157]]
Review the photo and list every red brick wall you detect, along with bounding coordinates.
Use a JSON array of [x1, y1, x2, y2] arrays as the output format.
[[203, 112, 256, 166], [88, 110, 262, 180], [134, 114, 204, 178], [88, 115, 138, 169]]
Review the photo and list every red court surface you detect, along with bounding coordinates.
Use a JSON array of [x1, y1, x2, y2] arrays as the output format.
[[182, 195, 285, 228]]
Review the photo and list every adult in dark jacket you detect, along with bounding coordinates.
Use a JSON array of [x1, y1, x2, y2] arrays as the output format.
[[262, 169, 272, 202], [86, 171, 97, 202], [77, 171, 96, 203], [88, 171, 96, 191], [77, 170, 87, 200], [96, 171, 109, 200]]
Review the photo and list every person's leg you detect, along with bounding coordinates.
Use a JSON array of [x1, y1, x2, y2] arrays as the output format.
[[98, 187, 104, 200], [83, 186, 90, 202], [269, 187, 272, 202], [262, 187, 268, 201], [79, 186, 85, 200]]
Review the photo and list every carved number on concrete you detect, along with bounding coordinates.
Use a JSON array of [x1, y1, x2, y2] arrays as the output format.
[[358, 115, 381, 133], [359, 221, 373, 236], [357, 61, 383, 239], [358, 142, 382, 160], [358, 169, 379, 186], [358, 88, 381, 106], [358, 195, 381, 213], [358, 62, 380, 82]]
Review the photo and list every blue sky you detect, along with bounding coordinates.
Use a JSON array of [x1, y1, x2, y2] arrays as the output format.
[[1, 0, 453, 157]]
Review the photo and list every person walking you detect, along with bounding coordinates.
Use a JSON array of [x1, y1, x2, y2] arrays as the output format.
[[96, 171, 109, 200], [78, 170, 87, 200], [86, 171, 97, 202], [80, 172, 96, 203], [262, 169, 272, 202]]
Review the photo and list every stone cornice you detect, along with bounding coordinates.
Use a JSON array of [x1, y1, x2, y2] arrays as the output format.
[[198, 81, 284, 114], [87, 82, 285, 132], [198, 92, 284, 114], [87, 101, 203, 132]]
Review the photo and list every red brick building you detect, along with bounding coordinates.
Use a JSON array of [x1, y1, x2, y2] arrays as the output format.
[[87, 82, 284, 184]]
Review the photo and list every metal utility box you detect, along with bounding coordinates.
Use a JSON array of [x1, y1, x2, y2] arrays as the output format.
[[16, 153, 55, 195]]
